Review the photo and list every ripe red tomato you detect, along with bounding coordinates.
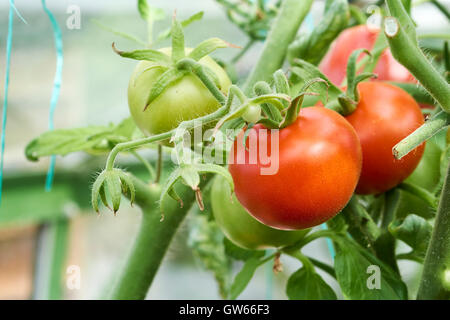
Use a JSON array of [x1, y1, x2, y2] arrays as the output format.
[[345, 82, 425, 194], [319, 25, 415, 86], [228, 107, 362, 230]]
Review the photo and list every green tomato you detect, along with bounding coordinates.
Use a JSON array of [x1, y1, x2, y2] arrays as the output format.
[[405, 139, 442, 191], [211, 175, 309, 250], [128, 48, 232, 136]]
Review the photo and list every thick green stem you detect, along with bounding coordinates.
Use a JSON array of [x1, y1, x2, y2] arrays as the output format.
[[393, 111, 450, 159], [243, 0, 313, 94], [111, 176, 200, 300], [384, 2, 450, 112], [417, 162, 450, 300]]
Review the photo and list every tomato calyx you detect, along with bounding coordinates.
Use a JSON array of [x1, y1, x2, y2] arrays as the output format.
[[92, 168, 136, 215], [113, 14, 235, 111]]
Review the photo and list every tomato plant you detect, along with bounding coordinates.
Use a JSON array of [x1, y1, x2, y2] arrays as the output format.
[[211, 175, 308, 250], [22, 0, 450, 302], [345, 82, 425, 194], [229, 106, 362, 230]]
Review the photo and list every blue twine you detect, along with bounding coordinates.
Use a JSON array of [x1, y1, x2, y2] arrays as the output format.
[[41, 0, 63, 192], [0, 0, 26, 205]]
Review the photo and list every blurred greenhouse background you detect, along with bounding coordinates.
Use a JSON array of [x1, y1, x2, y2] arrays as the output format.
[[0, 0, 448, 299]]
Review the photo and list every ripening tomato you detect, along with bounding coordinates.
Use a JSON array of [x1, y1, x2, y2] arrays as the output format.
[[228, 107, 362, 230], [211, 175, 309, 250], [319, 25, 415, 86], [405, 139, 442, 192], [345, 82, 425, 195], [128, 48, 231, 136]]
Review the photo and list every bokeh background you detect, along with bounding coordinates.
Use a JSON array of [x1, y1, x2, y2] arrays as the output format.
[[0, 0, 448, 299]]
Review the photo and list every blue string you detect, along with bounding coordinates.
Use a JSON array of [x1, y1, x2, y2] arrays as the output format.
[[0, 0, 26, 205], [41, 0, 63, 192]]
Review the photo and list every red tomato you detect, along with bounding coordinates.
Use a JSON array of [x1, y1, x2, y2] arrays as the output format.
[[346, 82, 425, 194], [319, 25, 415, 86], [228, 107, 362, 230]]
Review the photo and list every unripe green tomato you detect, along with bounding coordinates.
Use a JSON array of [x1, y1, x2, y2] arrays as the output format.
[[128, 48, 231, 136], [211, 175, 309, 250], [405, 139, 442, 191]]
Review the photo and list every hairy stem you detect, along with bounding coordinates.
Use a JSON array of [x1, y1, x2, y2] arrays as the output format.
[[384, 2, 450, 112], [243, 0, 314, 94], [111, 176, 201, 300], [393, 111, 450, 159], [417, 162, 450, 300]]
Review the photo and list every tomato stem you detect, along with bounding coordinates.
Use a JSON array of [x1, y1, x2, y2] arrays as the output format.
[[385, 1, 450, 112], [417, 162, 450, 299], [242, 0, 314, 94], [393, 111, 450, 159], [110, 175, 201, 299], [176, 58, 226, 105], [154, 144, 163, 184]]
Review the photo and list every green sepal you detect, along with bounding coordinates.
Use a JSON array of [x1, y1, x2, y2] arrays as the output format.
[[345, 49, 372, 101], [105, 171, 123, 214], [273, 69, 290, 108], [92, 170, 108, 213], [253, 81, 282, 122], [157, 11, 204, 41], [281, 78, 327, 128], [117, 170, 136, 207], [112, 43, 171, 65], [291, 59, 343, 103], [171, 16, 186, 62], [189, 38, 231, 61], [144, 68, 186, 110]]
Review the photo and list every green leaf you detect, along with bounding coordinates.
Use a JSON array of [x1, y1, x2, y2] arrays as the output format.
[[188, 206, 232, 299], [112, 44, 171, 65], [389, 214, 432, 260], [189, 38, 230, 61], [229, 256, 268, 300], [286, 267, 337, 300], [145, 68, 186, 109], [341, 197, 381, 249], [157, 11, 204, 41], [25, 118, 137, 161], [334, 239, 408, 300]]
